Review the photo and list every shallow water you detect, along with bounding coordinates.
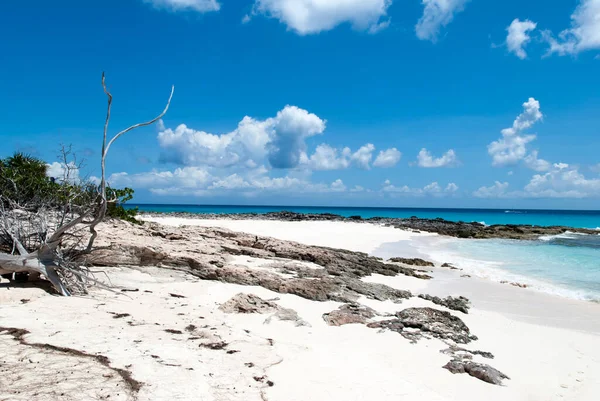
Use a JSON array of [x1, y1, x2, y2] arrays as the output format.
[[406, 233, 600, 302]]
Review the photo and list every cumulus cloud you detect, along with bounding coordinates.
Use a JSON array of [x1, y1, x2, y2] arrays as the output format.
[[373, 148, 402, 168], [46, 162, 80, 183], [474, 164, 600, 199], [417, 148, 458, 168], [105, 167, 213, 196], [266, 106, 327, 168], [249, 0, 392, 35], [473, 181, 510, 198], [143, 0, 220, 13], [305, 143, 387, 170], [158, 105, 325, 170], [350, 144, 375, 170], [306, 144, 351, 171], [105, 165, 354, 197], [506, 19, 537, 59], [415, 0, 469, 42], [524, 150, 551, 172], [383, 180, 459, 196], [543, 0, 600, 56], [524, 163, 600, 198], [488, 98, 543, 167]]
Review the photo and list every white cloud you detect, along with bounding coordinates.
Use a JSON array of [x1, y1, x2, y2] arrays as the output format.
[[250, 0, 392, 35], [351, 144, 375, 170], [331, 179, 347, 192], [415, 0, 469, 42], [105, 165, 354, 197], [474, 164, 600, 199], [143, 0, 220, 13], [417, 148, 458, 168], [305, 143, 387, 170], [306, 144, 351, 171], [488, 98, 543, 167], [473, 181, 510, 198], [383, 180, 458, 196], [106, 167, 213, 195], [524, 150, 551, 172], [524, 163, 600, 198], [373, 148, 402, 168], [158, 105, 325, 170], [446, 182, 459, 193], [506, 18, 537, 59], [47, 162, 80, 183], [266, 106, 327, 168], [543, 0, 600, 56]]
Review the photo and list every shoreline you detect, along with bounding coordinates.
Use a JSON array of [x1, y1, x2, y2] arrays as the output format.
[[138, 210, 599, 239], [2, 216, 599, 400], [141, 214, 600, 304]]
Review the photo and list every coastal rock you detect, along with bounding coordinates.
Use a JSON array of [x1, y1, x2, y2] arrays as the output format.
[[389, 258, 434, 267], [219, 293, 280, 314], [418, 294, 471, 314], [443, 360, 509, 385], [440, 344, 494, 359], [220, 293, 309, 327], [323, 303, 377, 326], [87, 222, 419, 305], [367, 307, 476, 344], [441, 263, 460, 270], [395, 308, 476, 344]]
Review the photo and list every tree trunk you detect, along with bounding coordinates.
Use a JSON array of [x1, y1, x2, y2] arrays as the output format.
[[0, 253, 70, 296]]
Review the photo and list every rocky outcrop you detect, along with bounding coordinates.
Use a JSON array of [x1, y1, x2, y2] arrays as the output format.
[[147, 211, 598, 240], [220, 293, 281, 314], [368, 307, 476, 344], [87, 222, 419, 304], [323, 303, 377, 326], [418, 294, 471, 314], [389, 258, 435, 267], [220, 293, 309, 327], [443, 360, 510, 385]]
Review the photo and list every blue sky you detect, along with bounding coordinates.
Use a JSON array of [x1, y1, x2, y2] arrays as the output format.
[[1, 0, 600, 209]]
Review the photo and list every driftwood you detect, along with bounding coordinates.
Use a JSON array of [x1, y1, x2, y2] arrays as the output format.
[[0, 74, 174, 295]]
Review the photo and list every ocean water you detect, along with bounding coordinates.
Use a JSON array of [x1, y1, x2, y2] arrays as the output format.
[[131, 204, 600, 302], [131, 204, 600, 229], [410, 233, 600, 302]]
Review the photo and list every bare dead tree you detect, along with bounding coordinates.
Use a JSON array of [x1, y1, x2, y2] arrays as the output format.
[[0, 73, 174, 296]]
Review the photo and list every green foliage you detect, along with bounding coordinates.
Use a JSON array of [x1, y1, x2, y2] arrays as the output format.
[[0, 153, 58, 206], [106, 187, 140, 224], [0, 152, 139, 224]]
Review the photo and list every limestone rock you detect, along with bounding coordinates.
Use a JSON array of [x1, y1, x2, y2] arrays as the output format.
[[323, 303, 377, 326], [443, 360, 509, 385], [418, 294, 471, 314]]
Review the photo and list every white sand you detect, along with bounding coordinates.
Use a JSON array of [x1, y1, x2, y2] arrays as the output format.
[[140, 215, 432, 254], [2, 217, 599, 401]]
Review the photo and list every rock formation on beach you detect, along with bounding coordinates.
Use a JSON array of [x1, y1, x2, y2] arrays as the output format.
[[1, 218, 512, 398]]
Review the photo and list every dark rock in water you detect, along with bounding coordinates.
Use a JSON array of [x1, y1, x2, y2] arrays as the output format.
[[323, 303, 377, 326], [368, 307, 476, 344], [389, 258, 435, 267], [418, 294, 471, 314], [441, 263, 460, 270], [443, 360, 509, 385]]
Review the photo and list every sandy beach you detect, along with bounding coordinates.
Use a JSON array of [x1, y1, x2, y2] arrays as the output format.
[[2, 216, 599, 401]]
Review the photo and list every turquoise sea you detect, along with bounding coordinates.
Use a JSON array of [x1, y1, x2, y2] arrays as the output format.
[[132, 204, 600, 302]]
